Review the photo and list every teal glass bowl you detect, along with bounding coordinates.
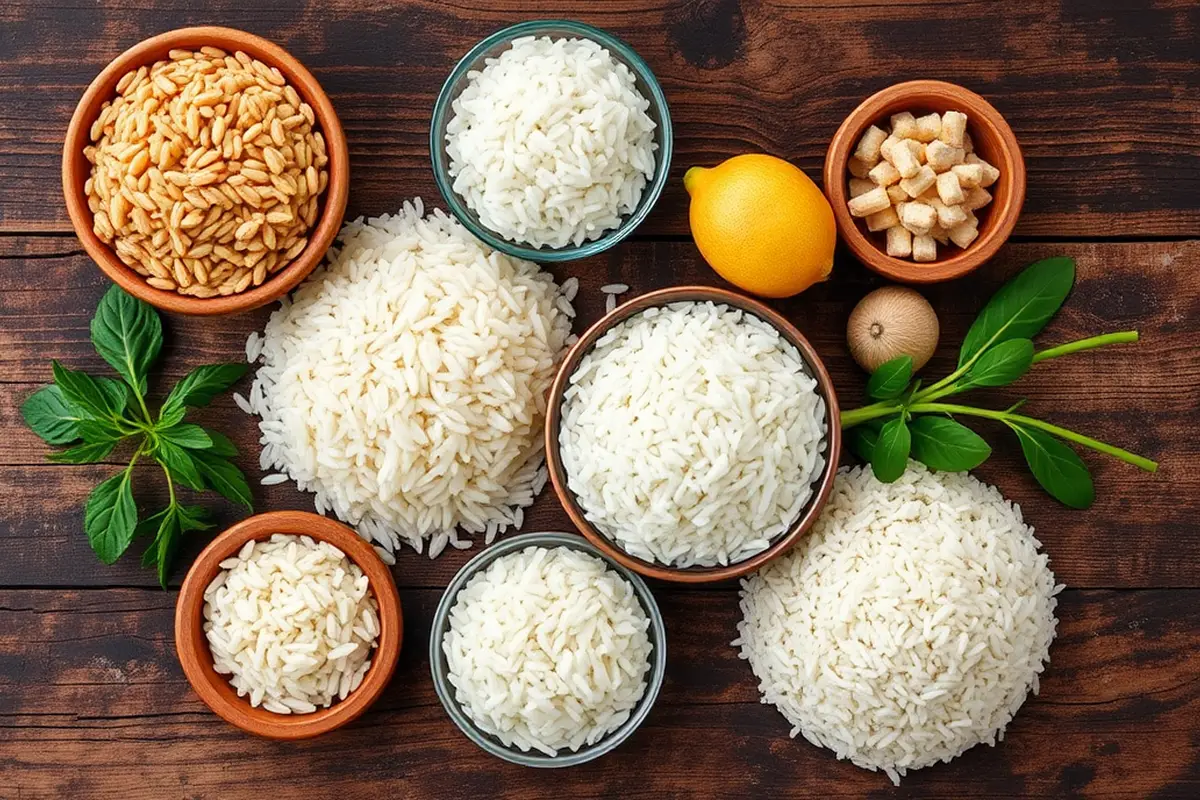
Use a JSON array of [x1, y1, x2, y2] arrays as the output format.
[[429, 20, 673, 262], [429, 532, 668, 767]]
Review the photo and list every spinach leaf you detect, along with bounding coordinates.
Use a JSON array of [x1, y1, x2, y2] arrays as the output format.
[[161, 363, 247, 419], [867, 356, 914, 401], [958, 257, 1075, 367], [84, 469, 138, 564], [90, 285, 162, 395], [910, 416, 991, 472], [21, 385, 86, 445], [158, 423, 213, 450], [964, 338, 1035, 387], [192, 450, 253, 511], [1010, 424, 1095, 509], [871, 417, 911, 483]]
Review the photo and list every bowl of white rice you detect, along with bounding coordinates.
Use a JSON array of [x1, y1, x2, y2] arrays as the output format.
[[430, 20, 672, 261], [430, 532, 666, 767], [175, 511, 402, 739], [546, 286, 842, 583]]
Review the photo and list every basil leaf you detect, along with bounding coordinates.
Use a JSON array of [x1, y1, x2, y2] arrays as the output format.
[[21, 385, 86, 445], [867, 356, 914, 401], [84, 469, 138, 564], [52, 361, 120, 420], [847, 419, 886, 463], [143, 504, 213, 586], [1010, 424, 1095, 509], [47, 440, 117, 464], [192, 451, 253, 511], [90, 285, 162, 395], [153, 439, 206, 491], [75, 418, 125, 445], [910, 416, 991, 472], [964, 338, 1034, 388], [203, 429, 239, 458], [97, 376, 132, 415], [161, 363, 247, 419], [157, 404, 187, 429], [958, 257, 1075, 367], [159, 423, 213, 450], [871, 417, 910, 483]]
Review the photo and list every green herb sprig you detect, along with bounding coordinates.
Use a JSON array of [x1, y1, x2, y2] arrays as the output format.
[[842, 256, 1158, 508], [20, 286, 253, 585]]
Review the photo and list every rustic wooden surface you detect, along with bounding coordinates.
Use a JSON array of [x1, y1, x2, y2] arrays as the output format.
[[0, 1, 1197, 798]]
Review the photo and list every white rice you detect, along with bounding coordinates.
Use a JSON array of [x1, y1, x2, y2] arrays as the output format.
[[244, 199, 575, 556], [443, 545, 653, 756], [446, 35, 658, 249], [203, 534, 380, 714], [559, 301, 827, 568], [734, 463, 1062, 785]]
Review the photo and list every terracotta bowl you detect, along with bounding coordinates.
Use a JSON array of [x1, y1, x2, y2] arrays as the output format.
[[544, 286, 842, 584], [824, 80, 1025, 284], [62, 26, 349, 316], [175, 511, 402, 739]]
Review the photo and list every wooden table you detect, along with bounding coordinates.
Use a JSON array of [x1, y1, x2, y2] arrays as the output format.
[[1, 1, 1197, 797]]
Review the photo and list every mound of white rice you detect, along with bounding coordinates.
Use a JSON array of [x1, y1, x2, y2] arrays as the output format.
[[443, 545, 653, 756], [446, 35, 658, 249], [204, 535, 379, 714], [734, 463, 1061, 784], [559, 301, 827, 568], [244, 199, 576, 558]]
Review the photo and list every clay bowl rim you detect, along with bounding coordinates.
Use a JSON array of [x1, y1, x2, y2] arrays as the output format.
[[544, 286, 842, 584], [823, 79, 1026, 284], [175, 510, 402, 740], [62, 25, 350, 316]]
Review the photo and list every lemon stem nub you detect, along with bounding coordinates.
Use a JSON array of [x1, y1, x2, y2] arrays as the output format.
[[683, 166, 708, 195]]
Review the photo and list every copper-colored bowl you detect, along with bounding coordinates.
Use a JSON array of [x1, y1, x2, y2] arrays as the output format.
[[824, 80, 1025, 284], [544, 286, 842, 584], [62, 26, 349, 316], [175, 511, 402, 739]]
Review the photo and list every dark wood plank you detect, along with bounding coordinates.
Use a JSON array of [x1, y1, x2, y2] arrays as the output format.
[[0, 588, 1195, 799], [0, 238, 1196, 589], [1, 0, 1197, 236]]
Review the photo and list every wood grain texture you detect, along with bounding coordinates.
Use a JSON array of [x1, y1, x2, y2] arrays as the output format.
[[0, 0, 1197, 236], [0, 238, 1195, 590], [0, 588, 1195, 799]]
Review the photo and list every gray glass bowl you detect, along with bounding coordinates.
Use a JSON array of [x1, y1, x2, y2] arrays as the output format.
[[429, 19, 673, 262], [429, 531, 667, 767]]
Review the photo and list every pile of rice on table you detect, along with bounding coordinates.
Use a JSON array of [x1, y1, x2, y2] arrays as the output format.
[[446, 35, 657, 249], [243, 198, 577, 558], [734, 462, 1061, 784]]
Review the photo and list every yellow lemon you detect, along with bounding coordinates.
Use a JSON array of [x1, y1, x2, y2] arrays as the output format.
[[684, 154, 836, 298]]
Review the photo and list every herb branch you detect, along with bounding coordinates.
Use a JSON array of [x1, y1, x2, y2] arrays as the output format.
[[842, 257, 1158, 508], [20, 286, 253, 585]]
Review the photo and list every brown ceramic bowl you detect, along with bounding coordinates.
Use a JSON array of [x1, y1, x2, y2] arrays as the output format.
[[824, 80, 1025, 284], [62, 26, 349, 316], [544, 286, 841, 584], [175, 511, 401, 739]]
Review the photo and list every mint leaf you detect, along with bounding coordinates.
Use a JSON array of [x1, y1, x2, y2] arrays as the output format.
[[192, 451, 253, 511], [161, 363, 247, 420], [21, 385, 86, 445], [159, 423, 213, 450], [90, 285, 162, 395], [47, 440, 118, 464], [871, 417, 911, 483], [153, 439, 205, 491], [203, 430, 239, 458], [867, 356, 913, 401], [84, 469, 138, 564], [142, 504, 213, 586], [52, 361, 122, 420], [910, 416, 991, 472]]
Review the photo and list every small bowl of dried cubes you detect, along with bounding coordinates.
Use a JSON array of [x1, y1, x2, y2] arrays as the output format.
[[824, 80, 1025, 283]]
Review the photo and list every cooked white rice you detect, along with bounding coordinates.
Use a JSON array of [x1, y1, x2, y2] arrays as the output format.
[[443, 545, 653, 756], [734, 463, 1062, 784], [245, 199, 575, 556], [559, 301, 827, 568], [446, 35, 658, 249], [203, 534, 380, 714]]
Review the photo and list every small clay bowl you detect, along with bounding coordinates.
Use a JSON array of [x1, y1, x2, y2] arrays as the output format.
[[62, 26, 349, 316], [544, 286, 842, 584], [175, 511, 402, 739], [824, 80, 1025, 284]]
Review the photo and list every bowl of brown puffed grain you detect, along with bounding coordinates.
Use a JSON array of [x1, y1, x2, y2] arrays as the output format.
[[62, 27, 348, 315]]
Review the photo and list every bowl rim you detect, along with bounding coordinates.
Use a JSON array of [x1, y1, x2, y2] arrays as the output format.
[[823, 79, 1026, 284], [428, 18, 673, 263], [428, 531, 668, 767], [544, 286, 843, 583], [175, 510, 402, 739], [62, 25, 350, 316]]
